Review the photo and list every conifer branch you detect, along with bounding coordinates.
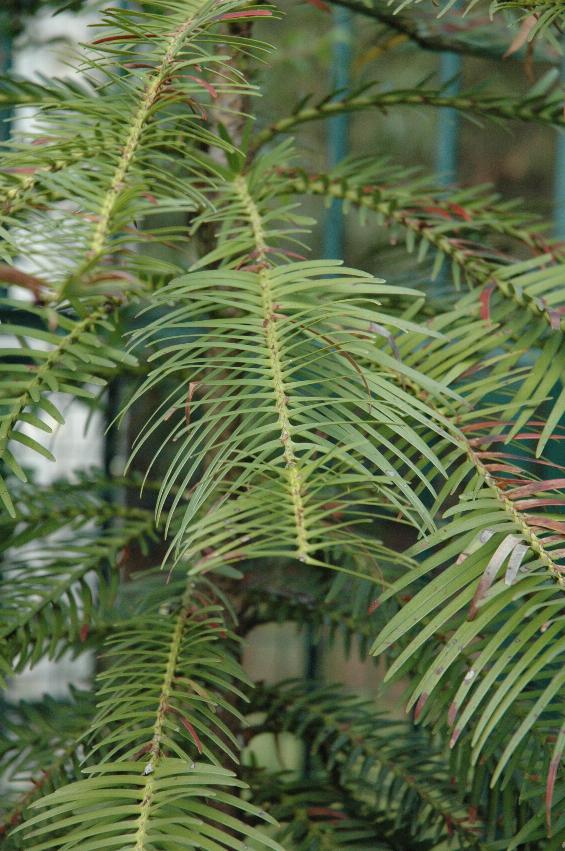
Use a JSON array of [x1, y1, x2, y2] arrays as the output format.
[[0, 692, 95, 844], [132, 583, 193, 848], [233, 174, 310, 562], [253, 85, 565, 151], [60, 14, 207, 295], [0, 506, 156, 669], [0, 298, 135, 515], [284, 170, 565, 333], [465, 436, 565, 591], [14, 574, 281, 849], [0, 145, 92, 218], [324, 0, 545, 63], [251, 682, 486, 847]]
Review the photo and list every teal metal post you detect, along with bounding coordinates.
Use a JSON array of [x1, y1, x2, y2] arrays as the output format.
[[554, 48, 565, 239], [0, 12, 13, 142], [434, 49, 461, 296], [304, 7, 353, 723], [323, 6, 352, 259], [548, 47, 565, 474], [435, 50, 461, 187]]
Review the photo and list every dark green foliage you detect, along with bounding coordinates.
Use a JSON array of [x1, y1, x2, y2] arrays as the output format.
[[0, 0, 564, 848]]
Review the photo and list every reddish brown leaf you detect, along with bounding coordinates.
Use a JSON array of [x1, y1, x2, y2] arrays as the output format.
[[469, 433, 565, 446], [479, 283, 496, 321], [475, 451, 521, 460], [546, 745, 563, 835], [414, 691, 428, 721], [307, 807, 346, 820], [507, 478, 565, 500], [3, 167, 37, 175], [92, 33, 158, 45], [117, 546, 130, 566], [79, 623, 89, 642], [503, 14, 538, 59], [544, 547, 565, 558], [132, 742, 153, 761], [514, 497, 565, 510], [178, 715, 203, 753], [449, 203, 472, 222], [524, 516, 565, 534], [536, 534, 565, 545], [0, 264, 48, 301], [423, 205, 452, 220], [484, 463, 522, 474], [467, 806, 479, 824], [461, 420, 508, 433], [185, 381, 200, 425], [218, 10, 273, 19], [188, 75, 218, 99], [304, 0, 331, 11]]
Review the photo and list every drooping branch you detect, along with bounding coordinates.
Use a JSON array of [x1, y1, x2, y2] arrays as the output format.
[[252, 84, 565, 151], [0, 298, 135, 515], [132, 584, 193, 848], [324, 0, 553, 63], [0, 506, 156, 669], [0, 693, 95, 842], [283, 170, 565, 333], [233, 174, 310, 562], [250, 682, 486, 847]]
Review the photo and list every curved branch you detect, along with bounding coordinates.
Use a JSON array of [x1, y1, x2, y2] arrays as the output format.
[[0, 697, 94, 839], [325, 0, 552, 63], [132, 584, 193, 847], [0, 146, 91, 218], [233, 174, 310, 562], [465, 436, 565, 591], [283, 171, 565, 333], [0, 507, 156, 667], [253, 86, 565, 151], [0, 299, 128, 516], [250, 683, 486, 847]]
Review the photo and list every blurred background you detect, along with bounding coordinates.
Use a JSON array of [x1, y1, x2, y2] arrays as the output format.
[[1, 0, 563, 723]]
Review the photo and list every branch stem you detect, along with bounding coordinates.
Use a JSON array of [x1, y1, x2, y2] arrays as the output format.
[[134, 584, 192, 851], [253, 88, 565, 151], [233, 174, 310, 563], [286, 172, 565, 333]]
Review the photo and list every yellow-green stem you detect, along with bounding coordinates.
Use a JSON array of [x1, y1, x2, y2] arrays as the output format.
[[469, 449, 565, 591], [234, 174, 310, 562], [61, 12, 201, 296], [134, 585, 192, 850], [288, 174, 565, 333]]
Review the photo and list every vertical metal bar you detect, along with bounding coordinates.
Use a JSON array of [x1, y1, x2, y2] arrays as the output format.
[[434, 49, 461, 297], [304, 8, 353, 720], [0, 12, 13, 143], [435, 51, 461, 187], [105, 1, 130, 494], [322, 6, 352, 260], [548, 47, 565, 473], [554, 49, 565, 240]]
